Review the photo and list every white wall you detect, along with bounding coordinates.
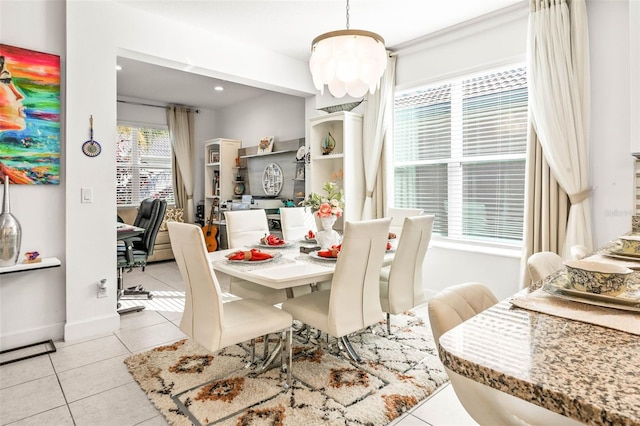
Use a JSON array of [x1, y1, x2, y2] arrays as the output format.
[[0, 1, 67, 350], [589, 0, 635, 248], [394, 5, 529, 299], [1, 0, 636, 348]]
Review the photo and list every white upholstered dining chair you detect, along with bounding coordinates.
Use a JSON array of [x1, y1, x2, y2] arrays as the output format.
[[526, 251, 564, 283], [386, 207, 424, 236], [281, 218, 391, 362], [279, 207, 317, 242], [428, 282, 581, 426], [380, 214, 434, 334], [223, 209, 290, 305], [167, 222, 293, 387]]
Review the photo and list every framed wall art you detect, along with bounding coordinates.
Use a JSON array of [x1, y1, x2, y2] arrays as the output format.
[[0, 44, 60, 184], [257, 136, 274, 155]]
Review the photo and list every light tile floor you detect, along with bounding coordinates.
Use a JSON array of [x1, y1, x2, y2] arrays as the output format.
[[0, 260, 477, 426]]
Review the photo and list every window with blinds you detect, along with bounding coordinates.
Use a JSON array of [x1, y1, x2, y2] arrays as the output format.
[[116, 125, 175, 206], [393, 65, 527, 245]]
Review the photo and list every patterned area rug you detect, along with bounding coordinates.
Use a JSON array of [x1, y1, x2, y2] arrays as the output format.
[[124, 310, 449, 425]]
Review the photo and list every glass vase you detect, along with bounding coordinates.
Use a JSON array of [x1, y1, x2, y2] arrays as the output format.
[[316, 215, 341, 249], [0, 177, 22, 267]]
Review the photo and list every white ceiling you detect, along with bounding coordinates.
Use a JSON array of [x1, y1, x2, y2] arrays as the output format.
[[116, 0, 525, 110]]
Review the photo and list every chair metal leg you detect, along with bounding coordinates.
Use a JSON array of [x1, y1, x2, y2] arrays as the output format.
[[386, 312, 392, 335], [117, 266, 146, 314], [340, 335, 362, 363], [283, 328, 292, 388]]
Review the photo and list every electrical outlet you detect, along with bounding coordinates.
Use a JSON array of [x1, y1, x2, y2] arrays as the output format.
[[97, 279, 108, 298]]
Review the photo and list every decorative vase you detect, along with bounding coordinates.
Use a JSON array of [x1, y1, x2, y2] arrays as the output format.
[[321, 132, 336, 155], [316, 215, 341, 249], [0, 177, 22, 267]]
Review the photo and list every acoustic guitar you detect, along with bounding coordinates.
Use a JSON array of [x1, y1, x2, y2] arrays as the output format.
[[203, 198, 219, 252]]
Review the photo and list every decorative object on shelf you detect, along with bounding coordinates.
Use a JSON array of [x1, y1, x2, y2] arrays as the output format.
[[262, 162, 283, 196], [24, 251, 41, 264], [295, 146, 307, 161], [309, 0, 387, 98], [0, 176, 22, 267], [212, 171, 220, 196], [318, 99, 364, 114], [233, 182, 245, 196], [257, 136, 274, 155], [296, 167, 305, 180], [316, 215, 342, 249], [321, 132, 336, 155], [81, 115, 102, 157]]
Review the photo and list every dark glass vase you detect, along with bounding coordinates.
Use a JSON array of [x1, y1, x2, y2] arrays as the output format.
[[0, 177, 22, 266]]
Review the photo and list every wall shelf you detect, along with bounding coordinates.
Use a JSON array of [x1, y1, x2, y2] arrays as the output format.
[[240, 149, 296, 159]]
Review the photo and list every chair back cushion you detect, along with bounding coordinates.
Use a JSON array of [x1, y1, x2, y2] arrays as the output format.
[[526, 251, 564, 283], [386, 207, 423, 236], [138, 199, 167, 255], [427, 282, 498, 346], [168, 222, 225, 350], [224, 210, 270, 248], [328, 218, 391, 337], [384, 214, 434, 314], [279, 207, 317, 242]]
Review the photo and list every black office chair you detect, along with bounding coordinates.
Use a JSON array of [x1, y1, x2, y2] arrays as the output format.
[[117, 198, 167, 314]]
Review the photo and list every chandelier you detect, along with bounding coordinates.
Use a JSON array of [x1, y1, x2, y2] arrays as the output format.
[[309, 0, 387, 98]]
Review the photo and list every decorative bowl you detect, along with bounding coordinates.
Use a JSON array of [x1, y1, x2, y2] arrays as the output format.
[[564, 260, 632, 296], [619, 235, 640, 255], [317, 99, 363, 114]]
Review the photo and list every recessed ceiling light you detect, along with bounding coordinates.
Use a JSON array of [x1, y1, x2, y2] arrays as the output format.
[[116, 65, 122, 71], [214, 86, 224, 91]]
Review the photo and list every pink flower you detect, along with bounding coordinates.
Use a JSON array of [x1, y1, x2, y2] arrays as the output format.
[[316, 203, 334, 218]]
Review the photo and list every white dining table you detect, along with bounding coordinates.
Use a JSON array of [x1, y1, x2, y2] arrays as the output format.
[[208, 242, 395, 296]]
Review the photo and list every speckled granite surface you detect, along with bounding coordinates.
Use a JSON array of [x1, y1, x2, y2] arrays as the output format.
[[439, 287, 640, 425]]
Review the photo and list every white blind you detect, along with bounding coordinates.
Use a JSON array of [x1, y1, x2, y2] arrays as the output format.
[[116, 125, 175, 206], [393, 66, 527, 244]]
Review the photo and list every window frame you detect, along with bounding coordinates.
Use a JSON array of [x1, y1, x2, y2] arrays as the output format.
[[116, 121, 175, 207], [392, 63, 528, 250]]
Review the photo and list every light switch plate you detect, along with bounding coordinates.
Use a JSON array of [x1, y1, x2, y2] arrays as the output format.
[[81, 187, 93, 203]]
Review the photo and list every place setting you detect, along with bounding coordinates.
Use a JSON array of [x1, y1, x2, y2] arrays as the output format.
[[255, 233, 294, 248], [601, 235, 640, 265]]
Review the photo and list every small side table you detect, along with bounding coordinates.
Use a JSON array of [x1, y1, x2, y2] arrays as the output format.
[[0, 257, 62, 365]]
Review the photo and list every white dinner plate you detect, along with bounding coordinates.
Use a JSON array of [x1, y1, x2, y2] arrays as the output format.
[[226, 252, 281, 263], [603, 249, 640, 260], [545, 279, 640, 308], [257, 242, 292, 249], [309, 250, 338, 261]]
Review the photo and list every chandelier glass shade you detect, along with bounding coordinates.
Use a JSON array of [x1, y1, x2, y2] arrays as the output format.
[[309, 26, 387, 98]]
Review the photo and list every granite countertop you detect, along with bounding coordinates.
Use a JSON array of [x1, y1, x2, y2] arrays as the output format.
[[439, 286, 640, 425]]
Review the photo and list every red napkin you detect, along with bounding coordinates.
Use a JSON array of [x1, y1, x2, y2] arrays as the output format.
[[261, 234, 286, 246], [227, 249, 273, 261], [317, 245, 341, 258]]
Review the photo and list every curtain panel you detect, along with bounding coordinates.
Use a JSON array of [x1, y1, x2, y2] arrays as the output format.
[[167, 106, 195, 223], [527, 0, 593, 261], [361, 54, 396, 220]]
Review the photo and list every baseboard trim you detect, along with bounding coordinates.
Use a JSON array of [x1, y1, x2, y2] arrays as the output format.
[[0, 322, 64, 352], [63, 312, 120, 343]]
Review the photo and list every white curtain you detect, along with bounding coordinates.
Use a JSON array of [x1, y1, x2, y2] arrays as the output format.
[[361, 54, 396, 220], [167, 106, 195, 223], [527, 0, 593, 257]]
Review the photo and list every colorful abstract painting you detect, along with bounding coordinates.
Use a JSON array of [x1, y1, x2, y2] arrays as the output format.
[[0, 44, 60, 185]]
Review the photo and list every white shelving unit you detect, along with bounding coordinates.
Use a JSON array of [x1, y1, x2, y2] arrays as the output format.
[[203, 138, 241, 221], [309, 111, 364, 227]]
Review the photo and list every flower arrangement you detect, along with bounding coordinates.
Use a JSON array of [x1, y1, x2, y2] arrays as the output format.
[[299, 181, 344, 218]]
